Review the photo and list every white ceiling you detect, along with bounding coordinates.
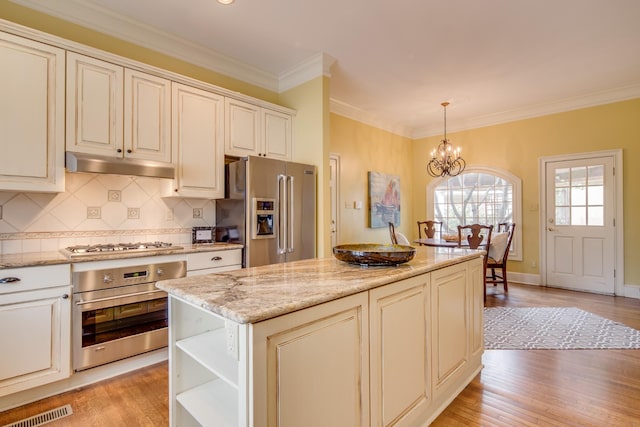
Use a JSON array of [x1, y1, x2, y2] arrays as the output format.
[[11, 0, 640, 138]]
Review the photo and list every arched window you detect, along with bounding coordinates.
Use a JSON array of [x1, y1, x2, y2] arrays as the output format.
[[426, 166, 522, 261]]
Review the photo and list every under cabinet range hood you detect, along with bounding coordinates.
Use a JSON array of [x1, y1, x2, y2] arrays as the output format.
[[65, 152, 175, 179]]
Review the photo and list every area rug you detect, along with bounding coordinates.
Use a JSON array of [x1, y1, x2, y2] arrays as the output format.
[[484, 307, 640, 350]]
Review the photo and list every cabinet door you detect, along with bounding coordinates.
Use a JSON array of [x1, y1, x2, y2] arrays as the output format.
[[370, 275, 430, 427], [66, 52, 124, 157], [252, 292, 369, 427], [124, 69, 172, 162], [430, 262, 469, 398], [0, 286, 71, 397], [170, 83, 224, 198], [262, 109, 291, 161], [224, 98, 261, 157], [0, 32, 65, 192]]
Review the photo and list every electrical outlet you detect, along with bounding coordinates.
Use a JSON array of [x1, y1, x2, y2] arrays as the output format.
[[193, 208, 203, 219], [225, 320, 239, 360], [165, 208, 174, 221]]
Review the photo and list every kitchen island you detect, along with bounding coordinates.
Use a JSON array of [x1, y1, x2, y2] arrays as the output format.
[[156, 246, 485, 427]]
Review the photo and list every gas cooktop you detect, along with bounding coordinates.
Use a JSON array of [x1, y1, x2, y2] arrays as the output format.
[[61, 241, 183, 258]]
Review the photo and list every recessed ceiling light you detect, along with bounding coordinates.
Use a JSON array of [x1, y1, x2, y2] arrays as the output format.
[[217, 0, 235, 4]]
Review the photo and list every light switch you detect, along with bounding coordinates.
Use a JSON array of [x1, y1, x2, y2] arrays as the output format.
[[354, 201, 363, 209]]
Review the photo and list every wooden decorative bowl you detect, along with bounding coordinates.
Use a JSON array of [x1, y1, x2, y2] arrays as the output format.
[[332, 244, 416, 266]]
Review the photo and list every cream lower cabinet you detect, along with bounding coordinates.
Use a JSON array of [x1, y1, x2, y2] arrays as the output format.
[[168, 257, 483, 426], [0, 31, 65, 192], [252, 292, 370, 427], [429, 258, 484, 412], [369, 274, 430, 426], [0, 264, 72, 397], [186, 249, 243, 276]]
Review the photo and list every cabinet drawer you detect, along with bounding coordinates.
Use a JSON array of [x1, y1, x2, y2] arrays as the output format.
[[187, 249, 242, 273], [0, 264, 71, 295]]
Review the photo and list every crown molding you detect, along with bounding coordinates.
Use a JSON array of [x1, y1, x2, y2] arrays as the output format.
[[331, 83, 640, 140], [279, 53, 336, 92], [411, 83, 640, 139], [329, 99, 414, 139], [8, 0, 284, 91]]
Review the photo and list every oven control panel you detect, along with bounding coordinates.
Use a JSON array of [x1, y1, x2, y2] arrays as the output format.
[[73, 261, 186, 293]]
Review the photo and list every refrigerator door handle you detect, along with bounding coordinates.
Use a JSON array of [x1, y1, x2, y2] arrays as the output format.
[[287, 175, 295, 253], [277, 174, 287, 254]]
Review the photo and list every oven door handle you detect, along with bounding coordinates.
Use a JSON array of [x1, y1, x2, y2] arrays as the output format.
[[75, 289, 167, 310]]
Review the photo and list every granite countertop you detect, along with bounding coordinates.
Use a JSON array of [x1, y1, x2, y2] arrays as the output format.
[[0, 242, 243, 269], [155, 246, 484, 324]]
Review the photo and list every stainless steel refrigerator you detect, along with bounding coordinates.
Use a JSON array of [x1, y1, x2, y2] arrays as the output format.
[[215, 156, 316, 268]]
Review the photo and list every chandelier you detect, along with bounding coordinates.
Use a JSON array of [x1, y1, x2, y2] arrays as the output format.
[[427, 102, 466, 177]]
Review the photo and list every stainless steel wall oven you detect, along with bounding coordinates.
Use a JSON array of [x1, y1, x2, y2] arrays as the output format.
[[72, 259, 186, 371]]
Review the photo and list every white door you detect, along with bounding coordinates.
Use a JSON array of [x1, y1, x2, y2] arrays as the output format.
[[329, 154, 340, 248], [544, 155, 615, 294]]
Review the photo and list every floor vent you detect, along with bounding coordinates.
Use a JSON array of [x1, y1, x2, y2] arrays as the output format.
[[2, 404, 73, 427]]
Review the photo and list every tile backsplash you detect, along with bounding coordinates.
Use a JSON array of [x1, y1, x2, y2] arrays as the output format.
[[0, 172, 215, 254]]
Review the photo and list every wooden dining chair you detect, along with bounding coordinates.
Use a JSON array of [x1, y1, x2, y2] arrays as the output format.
[[458, 224, 494, 304], [388, 222, 398, 244], [457, 224, 493, 249], [417, 220, 442, 240], [486, 223, 516, 294], [388, 222, 410, 245]]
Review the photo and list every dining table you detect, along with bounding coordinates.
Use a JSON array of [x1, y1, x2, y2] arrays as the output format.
[[414, 238, 465, 248], [414, 238, 492, 251]]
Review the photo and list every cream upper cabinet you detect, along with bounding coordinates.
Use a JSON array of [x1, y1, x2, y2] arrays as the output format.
[[225, 98, 292, 160], [167, 83, 224, 198], [225, 98, 261, 157], [67, 52, 172, 163], [262, 109, 292, 160], [0, 31, 65, 192], [124, 69, 172, 163]]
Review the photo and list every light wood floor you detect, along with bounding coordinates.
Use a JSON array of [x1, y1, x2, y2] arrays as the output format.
[[2, 283, 640, 426]]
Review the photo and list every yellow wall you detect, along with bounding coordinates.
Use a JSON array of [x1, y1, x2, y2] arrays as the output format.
[[280, 77, 331, 257], [330, 114, 414, 244], [331, 100, 640, 286], [411, 99, 640, 284]]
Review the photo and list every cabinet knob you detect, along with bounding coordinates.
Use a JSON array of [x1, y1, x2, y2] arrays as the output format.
[[211, 256, 223, 261], [117, 148, 122, 153], [127, 149, 132, 154], [61, 294, 69, 299], [0, 277, 20, 284]]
